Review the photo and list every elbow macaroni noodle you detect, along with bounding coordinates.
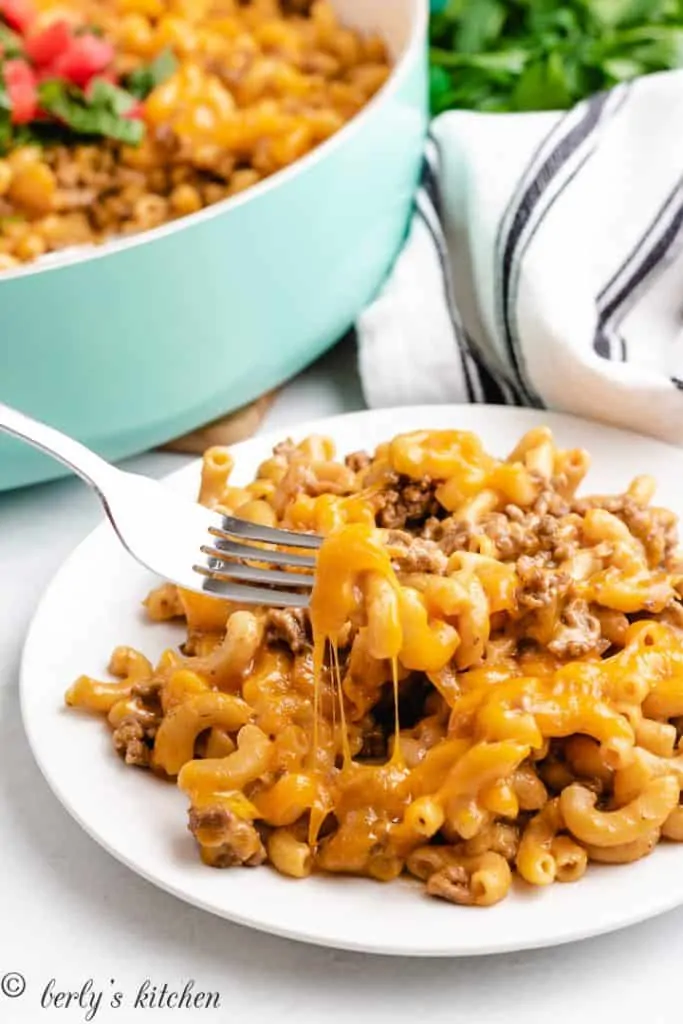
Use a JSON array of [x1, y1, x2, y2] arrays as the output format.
[[66, 426, 683, 907]]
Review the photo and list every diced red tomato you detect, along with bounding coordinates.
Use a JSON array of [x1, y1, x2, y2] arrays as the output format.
[[34, 65, 58, 83], [0, 0, 36, 34], [125, 100, 145, 120], [89, 69, 117, 86], [25, 19, 72, 66], [51, 33, 114, 87], [4, 59, 38, 123]]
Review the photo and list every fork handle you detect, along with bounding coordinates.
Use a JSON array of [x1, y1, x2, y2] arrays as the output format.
[[0, 401, 117, 492]]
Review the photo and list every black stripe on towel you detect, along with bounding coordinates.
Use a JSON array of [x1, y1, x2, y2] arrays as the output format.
[[496, 86, 627, 405], [421, 137, 441, 213], [466, 332, 513, 405], [416, 189, 520, 405], [594, 179, 683, 361]]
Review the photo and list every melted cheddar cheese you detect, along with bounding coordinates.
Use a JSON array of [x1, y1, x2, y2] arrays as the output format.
[[66, 427, 683, 907]]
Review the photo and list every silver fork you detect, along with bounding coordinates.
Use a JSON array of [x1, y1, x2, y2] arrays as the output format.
[[0, 402, 321, 608]]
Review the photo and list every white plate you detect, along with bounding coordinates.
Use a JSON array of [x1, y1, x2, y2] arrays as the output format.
[[20, 405, 683, 957]]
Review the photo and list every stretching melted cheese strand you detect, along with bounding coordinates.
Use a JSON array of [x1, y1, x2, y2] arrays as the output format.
[[390, 658, 402, 767], [330, 641, 351, 766], [330, 643, 337, 750], [309, 524, 404, 771]]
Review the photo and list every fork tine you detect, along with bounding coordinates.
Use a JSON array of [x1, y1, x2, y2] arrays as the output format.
[[206, 536, 317, 569], [194, 566, 310, 608], [213, 515, 322, 549], [199, 548, 315, 588]]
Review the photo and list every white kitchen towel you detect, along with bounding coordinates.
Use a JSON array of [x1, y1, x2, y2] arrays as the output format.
[[357, 69, 683, 445]]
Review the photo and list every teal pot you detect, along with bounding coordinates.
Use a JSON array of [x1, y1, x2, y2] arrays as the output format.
[[0, 0, 428, 490]]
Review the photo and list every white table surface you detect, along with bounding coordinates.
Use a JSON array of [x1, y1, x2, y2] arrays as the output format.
[[2, 340, 683, 1024]]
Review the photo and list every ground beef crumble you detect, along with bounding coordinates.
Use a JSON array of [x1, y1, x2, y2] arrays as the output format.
[[345, 450, 371, 473], [265, 608, 310, 653], [658, 601, 683, 631], [547, 598, 608, 658], [130, 678, 163, 705], [375, 475, 441, 530], [384, 530, 448, 575], [426, 865, 473, 905], [112, 718, 152, 768], [188, 806, 266, 867], [425, 506, 580, 564], [429, 519, 474, 556], [516, 555, 571, 610]]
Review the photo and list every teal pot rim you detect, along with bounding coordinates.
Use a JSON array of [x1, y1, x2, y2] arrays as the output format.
[[0, 0, 429, 286]]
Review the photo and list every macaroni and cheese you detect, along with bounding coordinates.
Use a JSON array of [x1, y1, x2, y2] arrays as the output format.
[[66, 426, 683, 907], [0, 0, 390, 269]]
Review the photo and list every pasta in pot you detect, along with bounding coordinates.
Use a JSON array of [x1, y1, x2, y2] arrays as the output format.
[[0, 0, 391, 268], [66, 426, 683, 907]]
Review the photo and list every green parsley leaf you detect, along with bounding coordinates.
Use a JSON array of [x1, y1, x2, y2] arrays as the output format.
[[0, 115, 12, 154], [0, 23, 24, 59], [74, 23, 105, 37], [589, 0, 670, 31], [38, 78, 144, 145], [124, 48, 177, 100], [454, 0, 506, 54], [0, 71, 9, 114], [0, 66, 12, 154], [87, 78, 138, 117], [429, 0, 683, 114], [512, 52, 574, 110]]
